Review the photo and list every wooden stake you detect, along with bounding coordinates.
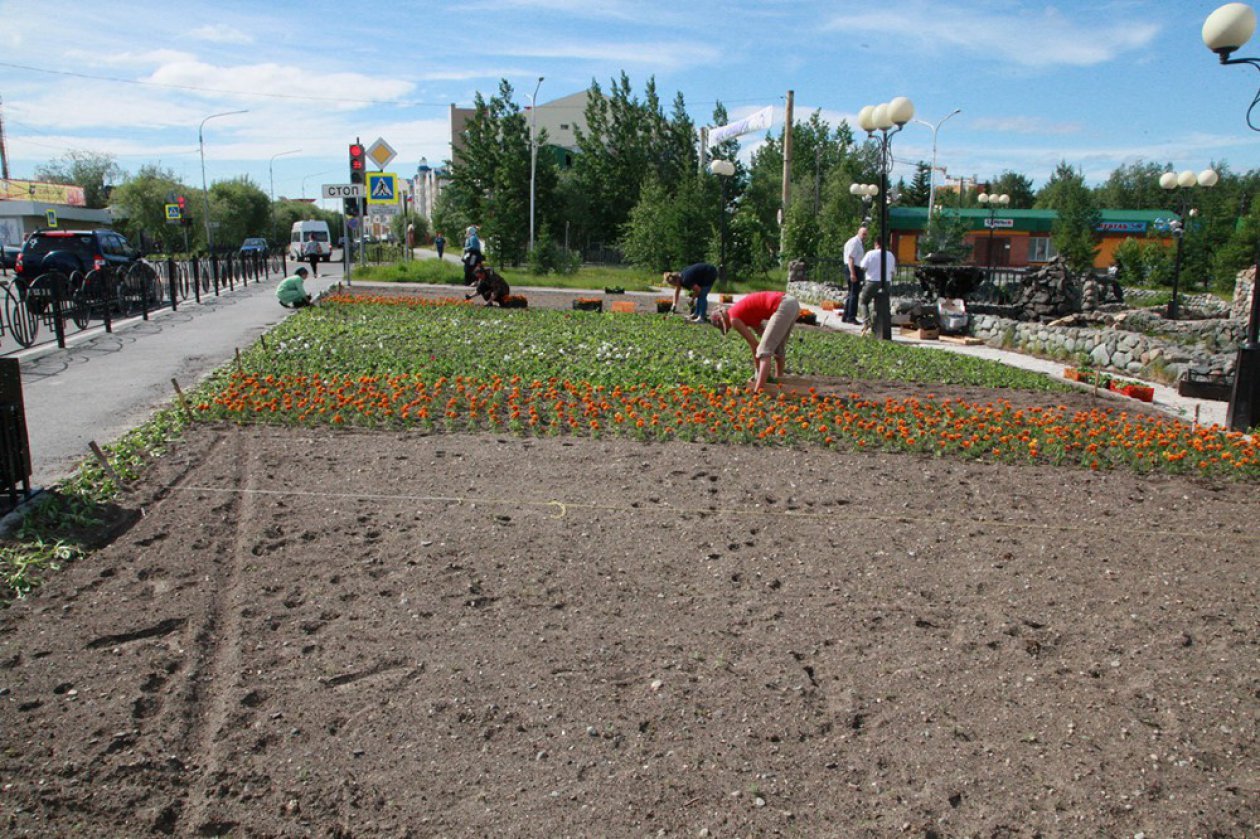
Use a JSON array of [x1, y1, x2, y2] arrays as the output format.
[[87, 441, 121, 482], [235, 347, 242, 369], [171, 378, 194, 422], [259, 334, 267, 351]]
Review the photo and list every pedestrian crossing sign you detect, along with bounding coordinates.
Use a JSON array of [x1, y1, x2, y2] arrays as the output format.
[[366, 172, 398, 204]]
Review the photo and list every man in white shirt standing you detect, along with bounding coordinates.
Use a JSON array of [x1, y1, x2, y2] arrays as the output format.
[[841, 225, 867, 324], [858, 241, 896, 333]]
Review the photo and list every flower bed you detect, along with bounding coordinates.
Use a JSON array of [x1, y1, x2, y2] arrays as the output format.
[[797, 308, 818, 325], [572, 298, 603, 312], [193, 295, 1260, 480]]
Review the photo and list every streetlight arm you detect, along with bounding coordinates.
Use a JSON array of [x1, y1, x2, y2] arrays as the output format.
[[1216, 49, 1260, 130]]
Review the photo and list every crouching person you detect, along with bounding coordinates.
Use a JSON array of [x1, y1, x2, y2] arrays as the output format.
[[277, 266, 313, 308], [466, 264, 511, 306], [708, 291, 800, 392]]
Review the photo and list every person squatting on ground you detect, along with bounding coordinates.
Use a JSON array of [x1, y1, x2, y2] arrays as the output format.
[[709, 290, 801, 393], [858, 240, 897, 332], [276, 266, 312, 308], [842, 225, 867, 324], [302, 238, 320, 277], [664, 262, 719, 321], [466, 263, 511, 306]]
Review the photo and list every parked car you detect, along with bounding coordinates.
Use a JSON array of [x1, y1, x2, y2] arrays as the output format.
[[15, 228, 143, 280], [240, 237, 269, 257]]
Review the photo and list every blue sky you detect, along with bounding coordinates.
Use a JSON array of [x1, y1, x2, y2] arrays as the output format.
[[2, 0, 1258, 210]]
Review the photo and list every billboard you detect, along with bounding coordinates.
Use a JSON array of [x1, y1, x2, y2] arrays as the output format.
[[0, 180, 88, 206]]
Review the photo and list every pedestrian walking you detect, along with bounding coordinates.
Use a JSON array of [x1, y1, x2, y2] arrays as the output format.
[[302, 238, 320, 278], [858, 241, 896, 332], [664, 262, 719, 321], [842, 225, 867, 324], [708, 291, 801, 393], [434, 232, 446, 260]]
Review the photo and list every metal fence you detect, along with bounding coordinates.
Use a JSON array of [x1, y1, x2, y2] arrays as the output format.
[[0, 252, 286, 355]]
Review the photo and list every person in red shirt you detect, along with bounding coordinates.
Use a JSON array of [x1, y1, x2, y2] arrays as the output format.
[[708, 290, 801, 392]]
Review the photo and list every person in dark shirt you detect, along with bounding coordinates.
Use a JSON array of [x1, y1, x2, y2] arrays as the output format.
[[665, 262, 719, 321]]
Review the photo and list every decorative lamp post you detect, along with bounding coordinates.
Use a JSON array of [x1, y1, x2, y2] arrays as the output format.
[[857, 96, 915, 340], [268, 148, 301, 246], [1158, 168, 1217, 320], [976, 191, 1010, 278], [529, 76, 544, 254], [849, 183, 879, 225], [912, 108, 961, 218], [708, 159, 736, 284], [1202, 3, 1260, 430], [198, 109, 248, 256]]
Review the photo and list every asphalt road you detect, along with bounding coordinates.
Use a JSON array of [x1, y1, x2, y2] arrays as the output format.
[[15, 257, 347, 488]]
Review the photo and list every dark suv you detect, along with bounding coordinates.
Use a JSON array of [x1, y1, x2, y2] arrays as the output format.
[[15, 228, 142, 280]]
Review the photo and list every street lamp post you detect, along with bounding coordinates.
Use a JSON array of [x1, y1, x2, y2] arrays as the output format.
[[529, 76, 544, 255], [1158, 169, 1218, 320], [849, 183, 878, 225], [977, 191, 1010, 278], [268, 148, 301, 247], [708, 159, 736, 285], [198, 109, 248, 257], [1201, 2, 1260, 429], [913, 108, 961, 217], [857, 96, 915, 340]]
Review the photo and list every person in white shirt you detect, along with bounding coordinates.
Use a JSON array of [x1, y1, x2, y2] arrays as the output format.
[[857, 242, 896, 328], [841, 225, 867, 324]]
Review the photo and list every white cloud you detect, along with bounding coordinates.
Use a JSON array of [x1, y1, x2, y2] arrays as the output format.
[[145, 60, 416, 108], [823, 2, 1160, 68], [970, 116, 1083, 136], [497, 39, 721, 71], [189, 24, 253, 45]]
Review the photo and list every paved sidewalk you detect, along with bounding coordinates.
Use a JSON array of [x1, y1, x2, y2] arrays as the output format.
[[15, 262, 346, 487]]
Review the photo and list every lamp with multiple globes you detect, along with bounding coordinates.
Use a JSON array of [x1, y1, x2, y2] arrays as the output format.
[[976, 192, 1011, 277], [855, 96, 914, 340], [1157, 168, 1217, 321]]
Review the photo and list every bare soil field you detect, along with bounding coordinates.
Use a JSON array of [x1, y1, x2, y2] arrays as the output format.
[[1, 418, 1256, 837]]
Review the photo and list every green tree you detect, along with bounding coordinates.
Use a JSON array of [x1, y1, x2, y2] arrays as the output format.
[[986, 170, 1036, 209], [1212, 191, 1260, 290], [902, 163, 932, 207], [110, 165, 193, 252], [209, 177, 270, 254], [35, 150, 124, 209], [1036, 161, 1100, 273], [1094, 160, 1170, 210]]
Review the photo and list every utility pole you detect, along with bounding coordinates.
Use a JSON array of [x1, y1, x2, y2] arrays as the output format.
[[0, 95, 10, 180], [780, 89, 793, 258]]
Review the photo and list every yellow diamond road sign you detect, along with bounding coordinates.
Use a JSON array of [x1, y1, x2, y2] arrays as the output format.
[[366, 137, 396, 170], [366, 172, 398, 204]]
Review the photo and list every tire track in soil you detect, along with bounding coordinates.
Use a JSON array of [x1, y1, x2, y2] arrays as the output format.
[[179, 426, 257, 837]]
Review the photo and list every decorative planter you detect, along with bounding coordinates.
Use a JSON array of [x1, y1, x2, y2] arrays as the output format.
[[720, 294, 734, 303], [820, 300, 838, 311], [656, 299, 673, 313], [796, 309, 818, 325], [1118, 384, 1155, 402], [1063, 367, 1083, 382], [500, 295, 528, 309], [603, 287, 626, 295], [572, 299, 603, 312]]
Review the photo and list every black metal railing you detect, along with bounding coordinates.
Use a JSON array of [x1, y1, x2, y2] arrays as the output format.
[[0, 358, 32, 510], [0, 252, 283, 354]]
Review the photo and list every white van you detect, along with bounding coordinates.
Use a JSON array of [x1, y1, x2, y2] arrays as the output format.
[[289, 220, 332, 261]]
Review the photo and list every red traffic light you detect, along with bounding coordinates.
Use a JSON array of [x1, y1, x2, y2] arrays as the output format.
[[349, 144, 363, 156], [176, 195, 186, 208], [349, 143, 365, 171]]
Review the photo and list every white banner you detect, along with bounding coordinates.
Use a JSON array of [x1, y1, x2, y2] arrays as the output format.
[[708, 106, 774, 146]]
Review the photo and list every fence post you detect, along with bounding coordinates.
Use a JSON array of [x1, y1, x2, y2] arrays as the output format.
[[167, 257, 178, 311], [191, 257, 202, 304], [212, 253, 221, 296], [51, 274, 67, 349], [101, 270, 113, 334], [139, 266, 150, 321]]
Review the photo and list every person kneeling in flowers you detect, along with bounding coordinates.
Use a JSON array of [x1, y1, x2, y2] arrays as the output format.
[[708, 290, 800, 392], [276, 266, 312, 308]]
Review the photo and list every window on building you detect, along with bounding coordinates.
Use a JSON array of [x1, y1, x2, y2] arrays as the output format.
[[1028, 237, 1057, 262]]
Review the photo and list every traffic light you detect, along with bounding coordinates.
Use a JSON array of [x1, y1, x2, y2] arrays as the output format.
[[177, 195, 192, 227], [349, 143, 365, 179], [348, 143, 365, 217]]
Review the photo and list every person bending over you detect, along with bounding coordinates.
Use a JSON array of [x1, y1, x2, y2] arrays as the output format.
[[708, 290, 801, 392], [276, 266, 312, 308]]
